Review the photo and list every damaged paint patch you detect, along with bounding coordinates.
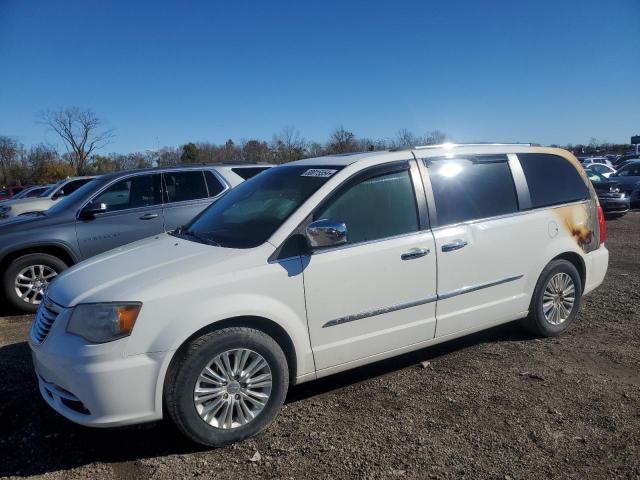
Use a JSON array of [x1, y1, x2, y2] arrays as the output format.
[[554, 203, 597, 253]]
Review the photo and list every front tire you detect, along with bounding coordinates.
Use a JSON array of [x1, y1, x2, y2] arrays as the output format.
[[2, 253, 67, 313], [165, 327, 289, 447], [522, 259, 582, 337]]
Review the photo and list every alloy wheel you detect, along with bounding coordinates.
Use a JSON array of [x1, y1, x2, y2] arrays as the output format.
[[194, 348, 273, 429], [542, 272, 576, 325], [14, 265, 58, 305]]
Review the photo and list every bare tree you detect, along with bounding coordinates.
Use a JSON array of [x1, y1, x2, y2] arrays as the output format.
[[40, 107, 114, 175], [420, 130, 448, 145], [393, 129, 417, 148], [272, 126, 307, 164], [0, 136, 20, 184], [326, 126, 358, 154]]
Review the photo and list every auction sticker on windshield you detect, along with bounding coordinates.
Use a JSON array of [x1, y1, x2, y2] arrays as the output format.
[[301, 169, 338, 178]]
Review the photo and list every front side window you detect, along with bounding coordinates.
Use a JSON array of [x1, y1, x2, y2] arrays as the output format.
[[181, 165, 340, 248], [585, 170, 605, 182], [518, 153, 590, 208], [26, 187, 47, 197], [315, 168, 419, 245], [164, 171, 208, 203], [616, 163, 640, 177], [426, 156, 518, 226], [57, 178, 93, 197], [92, 174, 162, 212]]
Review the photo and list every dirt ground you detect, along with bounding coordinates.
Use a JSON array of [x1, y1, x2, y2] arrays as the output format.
[[1, 214, 638, 480]]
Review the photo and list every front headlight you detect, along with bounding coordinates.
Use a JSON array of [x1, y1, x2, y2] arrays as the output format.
[[609, 186, 620, 193], [0, 205, 11, 213], [67, 303, 142, 343]]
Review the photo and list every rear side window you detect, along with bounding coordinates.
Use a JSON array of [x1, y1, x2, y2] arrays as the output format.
[[231, 167, 270, 180], [204, 171, 225, 197], [164, 170, 208, 203], [518, 153, 589, 208], [93, 174, 163, 212], [426, 156, 518, 226], [316, 168, 419, 245]]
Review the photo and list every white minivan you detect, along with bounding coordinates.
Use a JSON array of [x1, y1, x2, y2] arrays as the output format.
[[30, 144, 609, 446]]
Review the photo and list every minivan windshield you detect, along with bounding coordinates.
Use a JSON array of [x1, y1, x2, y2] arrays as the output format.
[[178, 165, 342, 248]]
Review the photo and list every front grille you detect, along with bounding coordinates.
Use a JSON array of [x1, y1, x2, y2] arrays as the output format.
[[598, 192, 625, 199], [30, 298, 60, 345]]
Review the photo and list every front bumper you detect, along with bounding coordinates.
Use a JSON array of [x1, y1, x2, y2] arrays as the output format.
[[30, 307, 168, 428]]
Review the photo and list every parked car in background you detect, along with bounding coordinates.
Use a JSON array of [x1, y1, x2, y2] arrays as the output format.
[[582, 157, 614, 169], [584, 168, 629, 218], [613, 153, 640, 166], [0, 185, 29, 201], [28, 145, 608, 447], [0, 177, 95, 221], [608, 160, 640, 208], [0, 163, 270, 312], [1, 185, 53, 202], [586, 162, 616, 178]]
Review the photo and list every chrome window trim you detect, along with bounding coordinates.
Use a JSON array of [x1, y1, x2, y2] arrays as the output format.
[[311, 229, 430, 256], [322, 274, 524, 328]]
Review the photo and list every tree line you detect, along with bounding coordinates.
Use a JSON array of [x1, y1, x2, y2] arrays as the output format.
[[0, 106, 634, 187]]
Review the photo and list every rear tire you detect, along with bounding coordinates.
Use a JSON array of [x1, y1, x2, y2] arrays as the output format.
[[2, 253, 67, 313], [164, 327, 289, 447], [522, 259, 582, 337]]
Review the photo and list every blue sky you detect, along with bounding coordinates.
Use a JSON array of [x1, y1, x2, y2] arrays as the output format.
[[1, 0, 639, 153]]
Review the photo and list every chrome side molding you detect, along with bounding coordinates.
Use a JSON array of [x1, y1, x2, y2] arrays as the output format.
[[437, 275, 523, 300], [322, 295, 437, 328], [322, 274, 524, 328]]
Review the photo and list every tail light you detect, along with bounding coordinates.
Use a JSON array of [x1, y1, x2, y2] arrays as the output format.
[[597, 204, 606, 245]]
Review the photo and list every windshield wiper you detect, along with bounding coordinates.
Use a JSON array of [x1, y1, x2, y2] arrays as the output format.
[[177, 229, 222, 247]]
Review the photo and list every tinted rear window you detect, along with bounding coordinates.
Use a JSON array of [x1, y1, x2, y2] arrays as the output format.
[[518, 154, 589, 208], [204, 171, 225, 197], [231, 167, 270, 180], [164, 170, 208, 203], [425, 156, 518, 226]]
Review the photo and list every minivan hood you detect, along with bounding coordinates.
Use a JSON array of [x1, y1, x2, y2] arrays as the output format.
[[47, 233, 256, 307]]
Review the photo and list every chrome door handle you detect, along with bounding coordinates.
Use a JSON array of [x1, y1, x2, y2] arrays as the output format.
[[139, 213, 159, 220], [401, 248, 430, 260], [441, 239, 468, 252]]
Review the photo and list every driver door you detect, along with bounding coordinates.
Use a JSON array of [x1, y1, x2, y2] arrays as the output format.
[[76, 173, 164, 258]]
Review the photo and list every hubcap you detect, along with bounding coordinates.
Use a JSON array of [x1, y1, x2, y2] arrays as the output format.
[[542, 272, 576, 325], [14, 265, 58, 305], [194, 348, 272, 429]]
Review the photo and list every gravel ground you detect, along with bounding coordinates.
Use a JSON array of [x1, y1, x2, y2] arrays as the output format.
[[1, 214, 639, 479]]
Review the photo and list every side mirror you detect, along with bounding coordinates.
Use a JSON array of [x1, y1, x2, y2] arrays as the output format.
[[80, 202, 107, 219], [305, 219, 347, 249]]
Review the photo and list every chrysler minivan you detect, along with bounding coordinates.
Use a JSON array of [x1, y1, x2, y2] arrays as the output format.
[[30, 144, 608, 446]]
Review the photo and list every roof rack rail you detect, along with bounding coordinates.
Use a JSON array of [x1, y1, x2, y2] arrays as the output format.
[[412, 142, 536, 150]]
